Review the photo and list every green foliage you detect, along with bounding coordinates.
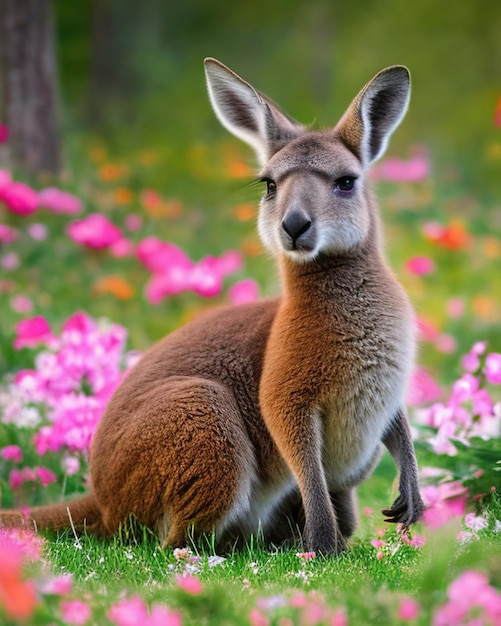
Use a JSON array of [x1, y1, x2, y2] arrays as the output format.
[[416, 436, 501, 503]]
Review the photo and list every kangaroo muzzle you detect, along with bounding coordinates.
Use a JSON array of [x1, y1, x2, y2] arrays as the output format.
[[281, 209, 315, 251]]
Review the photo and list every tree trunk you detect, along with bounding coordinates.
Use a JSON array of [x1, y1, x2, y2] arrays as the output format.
[[0, 0, 61, 175]]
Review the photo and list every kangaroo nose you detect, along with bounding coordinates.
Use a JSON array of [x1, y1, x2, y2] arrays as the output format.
[[282, 210, 311, 243]]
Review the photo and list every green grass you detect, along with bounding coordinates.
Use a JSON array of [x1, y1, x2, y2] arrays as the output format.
[[38, 495, 500, 625], [30, 463, 499, 625]]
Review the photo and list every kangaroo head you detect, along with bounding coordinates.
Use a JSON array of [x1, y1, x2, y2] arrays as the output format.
[[204, 59, 410, 262]]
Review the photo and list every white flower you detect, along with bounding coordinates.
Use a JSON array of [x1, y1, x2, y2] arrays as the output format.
[[464, 513, 488, 532], [207, 555, 226, 568]]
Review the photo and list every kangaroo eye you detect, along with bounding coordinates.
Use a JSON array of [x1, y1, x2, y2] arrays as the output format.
[[334, 176, 356, 194], [260, 178, 277, 198], [266, 179, 277, 197]]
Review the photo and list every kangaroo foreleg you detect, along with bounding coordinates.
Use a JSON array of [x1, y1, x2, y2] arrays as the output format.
[[381, 408, 424, 529], [263, 407, 345, 555]]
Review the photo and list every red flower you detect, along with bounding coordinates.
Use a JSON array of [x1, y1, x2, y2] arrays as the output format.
[[38, 187, 83, 215], [0, 533, 38, 620], [423, 220, 470, 250], [0, 123, 8, 143], [494, 96, 501, 128]]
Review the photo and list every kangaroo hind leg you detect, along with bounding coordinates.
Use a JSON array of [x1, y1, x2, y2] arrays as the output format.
[[98, 376, 256, 548], [157, 377, 256, 547]]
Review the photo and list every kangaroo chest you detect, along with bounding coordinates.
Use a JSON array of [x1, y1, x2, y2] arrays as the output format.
[[320, 290, 414, 487], [265, 277, 415, 489]]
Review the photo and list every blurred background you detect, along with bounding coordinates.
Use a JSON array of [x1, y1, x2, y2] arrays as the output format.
[[58, 0, 500, 186], [1, 0, 500, 384]]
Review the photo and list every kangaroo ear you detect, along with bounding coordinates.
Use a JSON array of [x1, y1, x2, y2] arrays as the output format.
[[204, 58, 303, 166], [335, 66, 411, 167]]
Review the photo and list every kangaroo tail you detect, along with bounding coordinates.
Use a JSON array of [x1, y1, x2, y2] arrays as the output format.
[[0, 493, 103, 535]]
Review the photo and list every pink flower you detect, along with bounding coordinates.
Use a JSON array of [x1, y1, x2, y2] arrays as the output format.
[[464, 513, 488, 533], [1, 445, 23, 463], [398, 598, 420, 621], [0, 123, 9, 143], [140, 188, 162, 211], [484, 353, 501, 384], [446, 298, 465, 319], [370, 146, 429, 182], [40, 574, 73, 595], [9, 469, 25, 490], [249, 609, 270, 626], [5, 312, 130, 457], [370, 539, 386, 549], [108, 597, 182, 626], [406, 256, 435, 276], [303, 601, 326, 624], [176, 574, 203, 595], [290, 592, 308, 608], [35, 466, 57, 487], [125, 213, 142, 231], [0, 181, 38, 215], [406, 367, 441, 407], [400, 532, 426, 548], [109, 238, 134, 257], [62, 310, 95, 334], [462, 353, 480, 373], [0, 528, 43, 562], [434, 334, 456, 354], [0, 224, 17, 243], [149, 605, 182, 626], [108, 596, 148, 626], [10, 295, 33, 314], [331, 609, 348, 626], [0, 169, 12, 188], [9, 467, 39, 490], [295, 551, 316, 560], [62, 456, 81, 476], [136, 238, 192, 274], [188, 260, 222, 297], [13, 315, 55, 350], [60, 600, 91, 625], [229, 279, 259, 305], [212, 250, 242, 275], [472, 389, 494, 419], [137, 236, 243, 303], [421, 482, 468, 529], [1, 251, 19, 270], [38, 187, 83, 215], [416, 317, 440, 342], [67, 213, 122, 249], [451, 374, 479, 403], [461, 342, 486, 373], [27, 223, 48, 241], [145, 271, 189, 303], [433, 570, 501, 626]]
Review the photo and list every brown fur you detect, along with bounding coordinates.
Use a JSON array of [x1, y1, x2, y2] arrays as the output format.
[[0, 60, 424, 554]]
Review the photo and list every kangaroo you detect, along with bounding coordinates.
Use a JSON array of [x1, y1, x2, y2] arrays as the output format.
[[1, 59, 424, 554]]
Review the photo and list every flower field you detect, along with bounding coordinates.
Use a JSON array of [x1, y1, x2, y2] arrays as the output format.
[[1, 117, 501, 625]]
